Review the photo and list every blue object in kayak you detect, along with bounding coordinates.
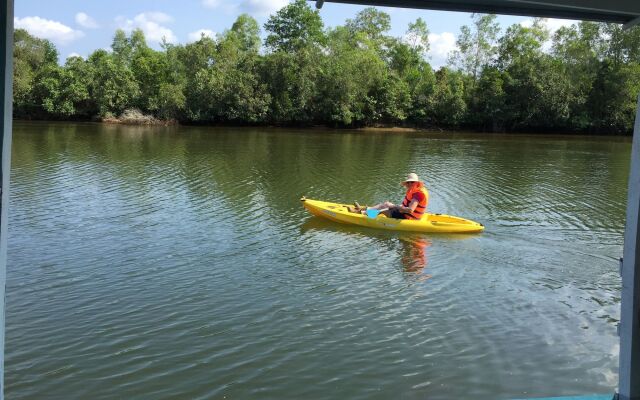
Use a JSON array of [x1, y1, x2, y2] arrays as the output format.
[[365, 208, 388, 218]]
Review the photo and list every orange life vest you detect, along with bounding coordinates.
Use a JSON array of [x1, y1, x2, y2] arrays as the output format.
[[401, 185, 429, 220]]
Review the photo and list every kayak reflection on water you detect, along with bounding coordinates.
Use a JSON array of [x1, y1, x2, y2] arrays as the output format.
[[399, 236, 432, 281], [300, 217, 434, 281]]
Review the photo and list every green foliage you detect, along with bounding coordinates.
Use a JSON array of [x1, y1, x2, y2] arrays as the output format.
[[87, 49, 140, 116], [10, 11, 640, 134], [551, 22, 601, 129], [501, 56, 572, 130], [587, 61, 640, 133], [32, 57, 94, 117], [14, 28, 58, 67], [261, 48, 321, 123], [388, 41, 422, 83], [372, 73, 411, 123], [13, 29, 59, 117], [318, 25, 400, 126], [497, 19, 548, 68], [600, 24, 640, 65], [427, 68, 466, 127], [472, 67, 506, 130], [408, 67, 436, 124], [552, 22, 601, 67]]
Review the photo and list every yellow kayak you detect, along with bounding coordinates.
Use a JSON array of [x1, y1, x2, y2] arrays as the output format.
[[301, 197, 484, 234]]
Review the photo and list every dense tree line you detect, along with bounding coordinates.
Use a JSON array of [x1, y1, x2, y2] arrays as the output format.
[[13, 0, 640, 133]]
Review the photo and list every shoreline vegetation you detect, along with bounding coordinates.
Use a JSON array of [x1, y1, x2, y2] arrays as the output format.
[[14, 0, 640, 134]]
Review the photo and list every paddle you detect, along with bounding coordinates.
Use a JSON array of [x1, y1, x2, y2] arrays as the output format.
[[365, 208, 388, 218]]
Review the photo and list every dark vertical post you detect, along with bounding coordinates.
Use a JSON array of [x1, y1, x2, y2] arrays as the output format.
[[619, 96, 640, 400], [0, 0, 12, 399]]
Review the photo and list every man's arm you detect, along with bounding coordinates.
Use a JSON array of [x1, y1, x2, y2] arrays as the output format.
[[398, 199, 419, 214]]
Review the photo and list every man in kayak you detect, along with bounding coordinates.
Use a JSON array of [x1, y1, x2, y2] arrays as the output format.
[[362, 173, 429, 220]]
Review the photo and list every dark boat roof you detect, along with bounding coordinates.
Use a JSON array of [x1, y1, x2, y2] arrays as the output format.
[[317, 0, 640, 27]]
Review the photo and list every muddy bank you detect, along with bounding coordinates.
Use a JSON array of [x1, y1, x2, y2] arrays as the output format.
[[101, 109, 177, 126]]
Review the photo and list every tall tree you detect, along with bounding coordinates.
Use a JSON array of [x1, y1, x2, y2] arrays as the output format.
[[231, 13, 261, 53], [264, 0, 325, 53], [345, 7, 391, 41], [112, 29, 132, 64], [405, 18, 430, 57], [317, 26, 386, 126], [345, 7, 392, 54], [552, 22, 601, 129], [449, 14, 500, 80]]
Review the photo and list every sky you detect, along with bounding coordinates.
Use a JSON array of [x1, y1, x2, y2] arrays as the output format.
[[14, 0, 578, 68]]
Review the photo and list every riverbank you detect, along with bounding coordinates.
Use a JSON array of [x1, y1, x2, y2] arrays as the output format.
[[354, 126, 428, 133], [14, 117, 634, 137]]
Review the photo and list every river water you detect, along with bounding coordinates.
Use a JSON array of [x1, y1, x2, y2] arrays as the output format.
[[5, 122, 630, 399]]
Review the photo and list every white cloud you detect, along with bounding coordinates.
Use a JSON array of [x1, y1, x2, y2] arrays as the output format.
[[203, 0, 286, 16], [115, 12, 177, 44], [202, 0, 221, 8], [75, 12, 98, 29], [428, 32, 457, 68], [201, 0, 239, 14], [141, 11, 173, 24], [240, 0, 289, 16], [67, 52, 82, 59], [15, 16, 84, 45], [188, 29, 216, 42]]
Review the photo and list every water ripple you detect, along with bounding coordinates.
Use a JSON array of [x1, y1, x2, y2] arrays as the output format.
[[5, 124, 628, 400]]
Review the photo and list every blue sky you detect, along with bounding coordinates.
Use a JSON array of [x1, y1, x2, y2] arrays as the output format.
[[14, 0, 577, 67]]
